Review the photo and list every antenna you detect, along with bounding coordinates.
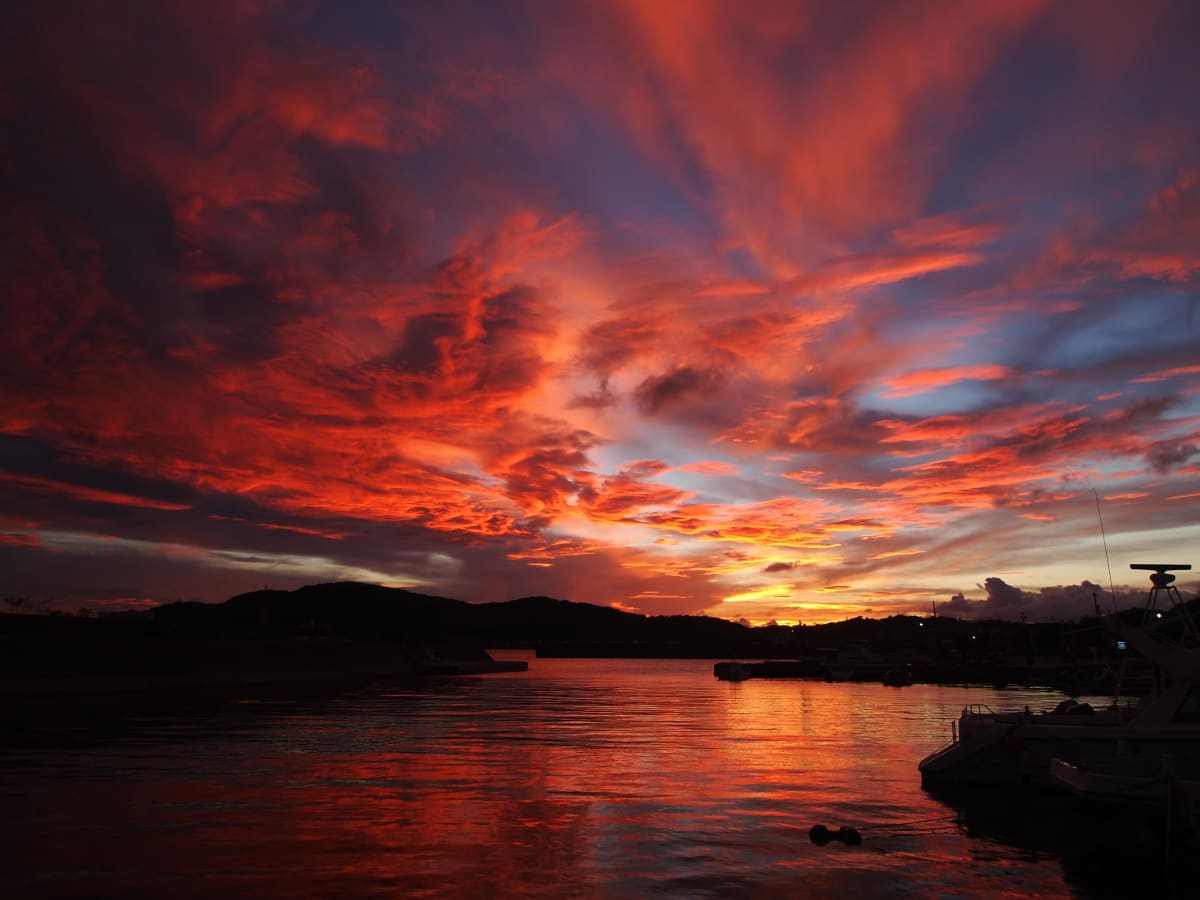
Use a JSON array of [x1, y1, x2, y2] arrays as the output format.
[[1093, 490, 1117, 613]]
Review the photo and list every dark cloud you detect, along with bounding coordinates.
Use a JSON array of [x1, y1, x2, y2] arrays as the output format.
[[635, 365, 725, 414], [568, 377, 618, 410], [940, 577, 1148, 622], [1146, 441, 1199, 474], [576, 316, 664, 376]]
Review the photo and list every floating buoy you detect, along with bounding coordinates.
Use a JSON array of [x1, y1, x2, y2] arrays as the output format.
[[809, 824, 862, 846]]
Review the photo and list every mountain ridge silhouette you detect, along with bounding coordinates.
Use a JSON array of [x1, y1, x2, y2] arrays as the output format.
[[149, 581, 753, 647]]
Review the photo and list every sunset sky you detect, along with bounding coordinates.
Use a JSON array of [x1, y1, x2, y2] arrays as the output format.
[[2, 1, 1198, 624]]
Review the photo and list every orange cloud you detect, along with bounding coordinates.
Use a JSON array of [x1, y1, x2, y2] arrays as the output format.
[[867, 548, 926, 561], [880, 365, 1013, 399], [673, 460, 739, 476]]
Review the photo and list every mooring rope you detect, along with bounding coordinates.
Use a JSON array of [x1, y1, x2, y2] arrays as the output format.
[[865, 813, 960, 830]]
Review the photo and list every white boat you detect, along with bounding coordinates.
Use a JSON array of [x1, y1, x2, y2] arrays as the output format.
[[1049, 752, 1200, 805], [920, 564, 1200, 787]]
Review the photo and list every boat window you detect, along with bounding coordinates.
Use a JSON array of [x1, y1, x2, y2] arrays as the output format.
[[1171, 685, 1200, 723]]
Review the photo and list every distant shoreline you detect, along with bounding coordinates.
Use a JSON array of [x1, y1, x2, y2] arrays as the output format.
[[2, 613, 526, 723]]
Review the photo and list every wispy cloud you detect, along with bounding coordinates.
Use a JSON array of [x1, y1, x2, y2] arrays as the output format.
[[1, 1, 1198, 620]]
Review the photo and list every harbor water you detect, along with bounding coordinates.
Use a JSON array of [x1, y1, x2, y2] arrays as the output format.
[[0, 654, 1185, 897]]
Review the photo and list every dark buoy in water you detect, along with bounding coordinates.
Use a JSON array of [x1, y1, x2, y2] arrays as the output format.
[[809, 825, 862, 846], [836, 826, 862, 845]]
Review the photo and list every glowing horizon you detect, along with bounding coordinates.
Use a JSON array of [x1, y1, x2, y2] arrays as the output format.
[[2, 1, 1198, 624]]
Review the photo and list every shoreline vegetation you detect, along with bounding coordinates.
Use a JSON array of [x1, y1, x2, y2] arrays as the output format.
[[3, 581, 1181, 711]]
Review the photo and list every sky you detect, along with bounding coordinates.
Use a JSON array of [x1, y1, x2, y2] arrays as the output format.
[[2, 1, 1198, 624]]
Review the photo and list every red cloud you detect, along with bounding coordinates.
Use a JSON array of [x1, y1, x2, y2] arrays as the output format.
[[1132, 366, 1200, 384], [0, 533, 42, 548], [0, 473, 191, 512], [3, 1, 1198, 623], [584, 0, 1048, 256], [1085, 169, 1200, 282]]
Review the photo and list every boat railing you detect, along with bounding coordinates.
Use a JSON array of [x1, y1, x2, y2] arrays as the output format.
[[936, 704, 1002, 749], [963, 703, 997, 716]]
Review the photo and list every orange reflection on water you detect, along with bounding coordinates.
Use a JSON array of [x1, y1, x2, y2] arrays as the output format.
[[0, 660, 1114, 897]]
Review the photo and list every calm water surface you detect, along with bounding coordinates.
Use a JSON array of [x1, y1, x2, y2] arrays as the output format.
[[0, 655, 1177, 897]]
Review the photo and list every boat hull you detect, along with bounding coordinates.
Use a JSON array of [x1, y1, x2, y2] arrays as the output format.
[[918, 707, 1196, 787]]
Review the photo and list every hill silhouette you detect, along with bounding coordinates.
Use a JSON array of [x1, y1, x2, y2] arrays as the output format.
[[7, 581, 1191, 699], [149, 582, 756, 651], [155, 582, 473, 639]]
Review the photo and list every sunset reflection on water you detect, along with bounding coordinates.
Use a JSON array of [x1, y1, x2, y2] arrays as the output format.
[[0, 656, 1156, 897]]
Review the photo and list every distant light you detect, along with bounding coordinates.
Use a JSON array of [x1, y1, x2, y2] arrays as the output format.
[[971, 634, 976, 639], [918, 622, 924, 627], [1156, 612, 1163, 619], [1116, 640, 1127, 650]]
